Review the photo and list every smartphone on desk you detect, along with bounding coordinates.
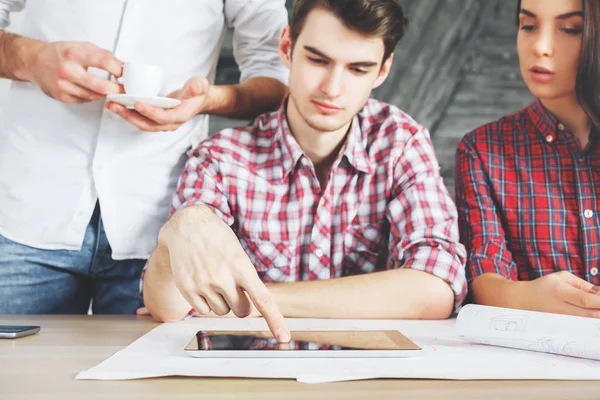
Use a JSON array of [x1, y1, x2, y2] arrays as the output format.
[[0, 325, 40, 339]]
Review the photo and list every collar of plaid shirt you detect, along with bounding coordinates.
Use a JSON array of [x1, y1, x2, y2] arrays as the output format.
[[528, 99, 599, 150], [271, 99, 375, 182]]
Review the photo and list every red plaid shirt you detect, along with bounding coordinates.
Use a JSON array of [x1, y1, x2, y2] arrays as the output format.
[[456, 99, 600, 285], [173, 99, 467, 306]]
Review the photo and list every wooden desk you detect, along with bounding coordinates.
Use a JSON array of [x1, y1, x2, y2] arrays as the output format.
[[0, 315, 598, 400]]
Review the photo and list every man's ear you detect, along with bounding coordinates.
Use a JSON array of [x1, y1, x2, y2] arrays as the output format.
[[373, 53, 394, 89], [279, 26, 293, 69]]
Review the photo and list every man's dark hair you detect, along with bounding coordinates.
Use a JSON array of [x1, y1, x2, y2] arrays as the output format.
[[290, 0, 408, 62]]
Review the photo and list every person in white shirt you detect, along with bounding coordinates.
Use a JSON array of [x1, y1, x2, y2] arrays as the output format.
[[0, 0, 289, 314]]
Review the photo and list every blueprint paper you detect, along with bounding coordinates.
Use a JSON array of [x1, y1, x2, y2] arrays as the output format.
[[76, 316, 600, 382]]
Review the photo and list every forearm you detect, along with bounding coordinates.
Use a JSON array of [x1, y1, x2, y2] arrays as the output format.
[[143, 205, 216, 322], [0, 30, 41, 80], [470, 273, 529, 310], [203, 76, 287, 120], [269, 269, 455, 320], [142, 244, 191, 322]]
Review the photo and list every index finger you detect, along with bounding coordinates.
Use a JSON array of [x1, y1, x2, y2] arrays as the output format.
[[70, 47, 123, 77], [563, 272, 597, 293], [562, 283, 600, 310], [133, 103, 181, 125], [242, 275, 290, 343], [67, 65, 123, 96]]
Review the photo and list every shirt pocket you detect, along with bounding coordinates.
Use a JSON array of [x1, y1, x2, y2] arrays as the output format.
[[238, 236, 296, 283], [342, 223, 389, 275]]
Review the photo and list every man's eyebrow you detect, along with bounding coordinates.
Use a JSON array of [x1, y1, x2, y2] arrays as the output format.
[[304, 46, 331, 60], [349, 61, 378, 68], [304, 46, 378, 68]]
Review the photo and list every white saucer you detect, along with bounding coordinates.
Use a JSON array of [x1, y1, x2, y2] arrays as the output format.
[[106, 94, 182, 109]]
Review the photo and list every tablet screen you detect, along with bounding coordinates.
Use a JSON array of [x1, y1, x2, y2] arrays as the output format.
[[185, 330, 421, 352]]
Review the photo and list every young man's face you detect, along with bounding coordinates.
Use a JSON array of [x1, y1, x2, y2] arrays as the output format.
[[280, 8, 392, 134], [517, 0, 583, 101]]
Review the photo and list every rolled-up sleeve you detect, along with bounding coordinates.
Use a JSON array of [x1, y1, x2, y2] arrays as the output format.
[[142, 147, 232, 303], [387, 126, 468, 310], [171, 145, 234, 227], [0, 0, 25, 30], [224, 0, 289, 85], [455, 134, 518, 283]]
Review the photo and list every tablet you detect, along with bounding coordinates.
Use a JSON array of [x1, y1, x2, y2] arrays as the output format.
[[184, 330, 422, 358]]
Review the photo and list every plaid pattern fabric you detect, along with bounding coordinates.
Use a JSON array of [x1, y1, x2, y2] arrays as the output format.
[[173, 99, 467, 306], [456, 99, 600, 285]]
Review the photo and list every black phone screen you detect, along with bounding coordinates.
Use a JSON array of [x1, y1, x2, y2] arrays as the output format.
[[0, 325, 39, 333]]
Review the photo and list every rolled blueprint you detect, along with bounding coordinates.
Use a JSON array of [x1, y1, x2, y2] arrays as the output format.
[[457, 304, 600, 361]]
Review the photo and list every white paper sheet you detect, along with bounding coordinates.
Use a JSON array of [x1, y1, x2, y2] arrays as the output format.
[[457, 304, 600, 360], [76, 316, 600, 382]]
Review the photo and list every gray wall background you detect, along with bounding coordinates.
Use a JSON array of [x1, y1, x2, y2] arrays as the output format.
[[0, 0, 534, 195], [212, 0, 534, 195]]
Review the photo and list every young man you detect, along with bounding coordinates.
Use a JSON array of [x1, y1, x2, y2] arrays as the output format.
[[0, 0, 288, 314], [143, 0, 467, 342]]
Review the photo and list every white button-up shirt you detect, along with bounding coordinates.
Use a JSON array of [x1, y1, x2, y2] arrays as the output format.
[[0, 0, 288, 259]]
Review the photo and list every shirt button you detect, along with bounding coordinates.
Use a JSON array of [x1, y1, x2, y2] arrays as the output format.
[[546, 135, 554, 143], [557, 123, 565, 131], [584, 209, 595, 219], [315, 248, 324, 258], [591, 267, 599, 277]]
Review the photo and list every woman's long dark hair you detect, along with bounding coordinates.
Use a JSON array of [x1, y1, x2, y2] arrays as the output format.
[[517, 0, 600, 130]]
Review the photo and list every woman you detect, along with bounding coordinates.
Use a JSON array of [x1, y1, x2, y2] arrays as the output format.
[[455, 0, 600, 318]]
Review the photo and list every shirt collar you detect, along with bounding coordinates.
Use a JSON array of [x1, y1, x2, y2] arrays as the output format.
[[274, 102, 305, 181], [273, 99, 374, 181], [527, 98, 567, 145], [340, 113, 374, 174]]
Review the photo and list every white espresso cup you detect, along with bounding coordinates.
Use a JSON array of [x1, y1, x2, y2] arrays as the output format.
[[122, 62, 164, 97]]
